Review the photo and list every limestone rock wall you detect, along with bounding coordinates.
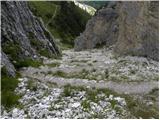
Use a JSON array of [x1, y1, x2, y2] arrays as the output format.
[[74, 1, 159, 61], [1, 1, 61, 76]]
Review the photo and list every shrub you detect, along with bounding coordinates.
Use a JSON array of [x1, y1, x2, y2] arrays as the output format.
[[63, 84, 72, 97], [26, 80, 37, 91], [1, 91, 20, 108], [87, 89, 98, 102], [1, 66, 20, 109], [38, 49, 52, 58], [30, 39, 42, 47], [81, 100, 90, 110], [2, 41, 21, 61]]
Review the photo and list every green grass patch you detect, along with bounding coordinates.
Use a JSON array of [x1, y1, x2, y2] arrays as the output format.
[[38, 49, 52, 58], [28, 1, 57, 24], [109, 99, 117, 108], [81, 100, 90, 111], [52, 70, 67, 78], [122, 95, 159, 119], [26, 79, 37, 91], [1, 66, 21, 109], [2, 41, 21, 61], [63, 84, 72, 97], [29, 1, 91, 48], [87, 89, 98, 102], [46, 62, 60, 67], [14, 58, 43, 69], [51, 69, 89, 79], [61, 83, 158, 119], [30, 38, 43, 47]]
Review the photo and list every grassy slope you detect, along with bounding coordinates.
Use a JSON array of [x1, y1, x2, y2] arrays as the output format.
[[29, 1, 91, 49]]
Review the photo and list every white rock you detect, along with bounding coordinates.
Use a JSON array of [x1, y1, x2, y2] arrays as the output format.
[[147, 101, 153, 106], [72, 102, 81, 108], [18, 78, 23, 81], [109, 95, 113, 100], [12, 108, 18, 114], [65, 108, 71, 113]]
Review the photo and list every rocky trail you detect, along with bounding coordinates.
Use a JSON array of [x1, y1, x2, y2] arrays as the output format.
[[1, 48, 159, 119], [22, 48, 158, 94]]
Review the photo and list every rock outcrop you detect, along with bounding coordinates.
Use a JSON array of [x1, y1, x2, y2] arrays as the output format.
[[1, 52, 16, 77], [1, 1, 61, 76], [74, 1, 159, 61]]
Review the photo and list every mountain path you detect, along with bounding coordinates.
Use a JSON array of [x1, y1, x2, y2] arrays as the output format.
[[21, 48, 159, 95], [46, 5, 58, 27]]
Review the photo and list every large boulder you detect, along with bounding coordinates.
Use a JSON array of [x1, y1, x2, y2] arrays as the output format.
[[74, 1, 159, 61]]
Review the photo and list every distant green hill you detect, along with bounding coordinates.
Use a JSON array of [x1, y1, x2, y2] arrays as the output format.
[[29, 1, 91, 49]]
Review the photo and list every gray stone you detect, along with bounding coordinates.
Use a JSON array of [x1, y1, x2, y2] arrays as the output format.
[[74, 1, 158, 61], [1, 52, 16, 77], [1, 1, 61, 76]]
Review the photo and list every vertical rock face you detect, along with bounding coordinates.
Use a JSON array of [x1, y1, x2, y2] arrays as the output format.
[[74, 1, 159, 61], [1, 1, 61, 76], [75, 5, 119, 50], [1, 52, 16, 77], [115, 1, 159, 60]]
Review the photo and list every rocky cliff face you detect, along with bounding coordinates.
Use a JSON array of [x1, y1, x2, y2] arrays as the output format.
[[1, 1, 61, 76], [74, 1, 159, 61]]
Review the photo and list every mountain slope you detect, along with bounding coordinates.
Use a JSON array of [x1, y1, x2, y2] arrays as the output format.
[[29, 1, 91, 49]]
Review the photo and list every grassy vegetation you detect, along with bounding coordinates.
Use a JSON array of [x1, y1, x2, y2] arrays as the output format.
[[50, 68, 106, 81], [123, 95, 158, 119], [50, 69, 89, 79], [1, 66, 20, 109], [62, 84, 159, 119], [38, 49, 52, 58], [50, 69, 96, 80], [30, 38, 43, 47], [63, 84, 72, 97], [28, 32, 57, 58], [2, 41, 21, 61], [2, 40, 44, 69], [26, 79, 37, 91], [28, 1, 57, 24], [51, 70, 67, 78], [46, 62, 60, 67], [29, 1, 91, 48], [13, 58, 43, 69]]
